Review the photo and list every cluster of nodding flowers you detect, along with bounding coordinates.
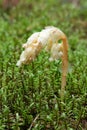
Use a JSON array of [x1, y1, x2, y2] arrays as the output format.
[[16, 26, 64, 67], [17, 26, 68, 100]]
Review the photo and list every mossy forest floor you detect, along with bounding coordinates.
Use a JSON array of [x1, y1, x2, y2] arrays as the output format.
[[0, 0, 87, 129]]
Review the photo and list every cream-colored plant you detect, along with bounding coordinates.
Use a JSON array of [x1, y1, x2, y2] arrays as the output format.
[[17, 26, 68, 100]]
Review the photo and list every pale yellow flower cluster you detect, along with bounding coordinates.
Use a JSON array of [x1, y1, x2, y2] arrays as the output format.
[[17, 26, 68, 100], [17, 26, 64, 67]]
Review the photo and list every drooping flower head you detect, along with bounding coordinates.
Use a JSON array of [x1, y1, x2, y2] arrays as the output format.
[[17, 26, 68, 100], [17, 26, 66, 67]]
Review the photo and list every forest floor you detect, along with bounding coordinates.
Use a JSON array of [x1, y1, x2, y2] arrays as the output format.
[[0, 0, 87, 129]]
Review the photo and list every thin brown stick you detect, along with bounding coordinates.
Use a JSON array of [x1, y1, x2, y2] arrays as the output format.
[[28, 114, 39, 130]]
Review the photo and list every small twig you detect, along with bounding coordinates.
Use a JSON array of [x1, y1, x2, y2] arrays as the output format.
[[28, 114, 39, 130]]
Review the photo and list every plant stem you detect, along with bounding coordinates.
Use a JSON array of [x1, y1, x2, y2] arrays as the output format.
[[61, 35, 68, 101]]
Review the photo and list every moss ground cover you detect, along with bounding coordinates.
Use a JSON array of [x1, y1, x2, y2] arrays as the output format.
[[0, 0, 87, 129]]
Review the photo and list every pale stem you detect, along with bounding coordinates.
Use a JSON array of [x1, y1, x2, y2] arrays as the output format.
[[61, 36, 68, 101]]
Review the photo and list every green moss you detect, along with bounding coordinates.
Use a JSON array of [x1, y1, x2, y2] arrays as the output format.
[[0, 0, 87, 129]]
